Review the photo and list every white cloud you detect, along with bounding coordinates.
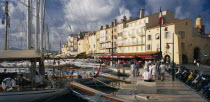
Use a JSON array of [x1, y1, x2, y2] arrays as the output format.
[[62, 0, 131, 32], [0, 0, 209, 50]]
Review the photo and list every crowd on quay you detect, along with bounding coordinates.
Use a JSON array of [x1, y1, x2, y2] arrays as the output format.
[[99, 59, 174, 82]]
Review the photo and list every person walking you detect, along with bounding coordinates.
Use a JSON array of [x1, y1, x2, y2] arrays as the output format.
[[131, 63, 135, 77], [194, 59, 196, 66], [144, 60, 149, 70], [135, 61, 140, 76], [148, 62, 152, 74], [151, 62, 157, 80], [160, 63, 166, 81], [197, 59, 200, 67]]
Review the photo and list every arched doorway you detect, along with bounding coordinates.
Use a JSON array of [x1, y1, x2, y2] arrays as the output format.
[[182, 54, 188, 64], [194, 47, 200, 60], [164, 55, 171, 64]]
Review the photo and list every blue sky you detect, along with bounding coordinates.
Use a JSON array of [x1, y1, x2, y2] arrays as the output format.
[[0, 0, 210, 51]]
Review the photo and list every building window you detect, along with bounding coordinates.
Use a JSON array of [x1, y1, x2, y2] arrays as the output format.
[[141, 37, 143, 44], [181, 43, 185, 50], [147, 44, 151, 50], [148, 35, 152, 40], [179, 31, 185, 39], [141, 27, 144, 32], [114, 28, 116, 32], [141, 46, 143, 51], [186, 22, 188, 25], [155, 33, 160, 39], [126, 24, 129, 27], [157, 44, 159, 50], [106, 31, 108, 34], [164, 32, 170, 38]]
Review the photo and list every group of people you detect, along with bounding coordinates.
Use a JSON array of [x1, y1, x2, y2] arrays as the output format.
[[142, 61, 167, 82], [1, 71, 44, 91]]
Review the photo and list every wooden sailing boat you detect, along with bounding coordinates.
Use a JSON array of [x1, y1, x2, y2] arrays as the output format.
[[0, 1, 69, 102]]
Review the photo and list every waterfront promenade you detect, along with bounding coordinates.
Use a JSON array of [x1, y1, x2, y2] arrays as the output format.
[[111, 67, 207, 102]]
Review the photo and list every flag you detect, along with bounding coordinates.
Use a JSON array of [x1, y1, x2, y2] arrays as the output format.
[[77, 36, 80, 42], [158, 8, 163, 25]]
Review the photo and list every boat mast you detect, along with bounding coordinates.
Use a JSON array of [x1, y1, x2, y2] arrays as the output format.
[[35, 0, 40, 51], [27, 0, 32, 50], [4, 0, 9, 50], [47, 25, 50, 53], [40, 0, 45, 53]]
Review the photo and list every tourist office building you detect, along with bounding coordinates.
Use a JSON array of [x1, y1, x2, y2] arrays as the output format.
[[62, 9, 210, 64]]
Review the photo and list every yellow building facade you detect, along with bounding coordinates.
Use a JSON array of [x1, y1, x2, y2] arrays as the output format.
[[62, 9, 210, 64]]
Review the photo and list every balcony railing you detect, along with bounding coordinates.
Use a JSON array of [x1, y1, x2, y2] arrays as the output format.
[[136, 41, 144, 44], [138, 32, 145, 37], [129, 33, 136, 37], [117, 43, 123, 46]]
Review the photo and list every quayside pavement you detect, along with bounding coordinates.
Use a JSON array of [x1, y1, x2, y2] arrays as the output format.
[[110, 67, 207, 102]]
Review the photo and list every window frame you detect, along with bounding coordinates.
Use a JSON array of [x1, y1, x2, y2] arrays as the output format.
[[148, 35, 152, 40]]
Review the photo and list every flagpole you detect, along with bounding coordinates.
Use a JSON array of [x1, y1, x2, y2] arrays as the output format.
[[159, 7, 162, 60]]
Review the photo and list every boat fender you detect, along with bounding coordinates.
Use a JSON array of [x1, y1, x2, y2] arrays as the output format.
[[1, 78, 16, 91]]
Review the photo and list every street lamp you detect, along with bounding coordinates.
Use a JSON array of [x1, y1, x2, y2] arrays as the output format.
[[166, 33, 175, 81]]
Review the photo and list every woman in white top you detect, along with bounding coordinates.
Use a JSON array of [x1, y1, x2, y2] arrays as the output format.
[[160, 63, 166, 81], [151, 63, 157, 80]]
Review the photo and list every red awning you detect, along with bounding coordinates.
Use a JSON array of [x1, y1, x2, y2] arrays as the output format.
[[116, 56, 135, 58], [137, 55, 154, 59], [99, 56, 135, 59], [99, 56, 111, 58]]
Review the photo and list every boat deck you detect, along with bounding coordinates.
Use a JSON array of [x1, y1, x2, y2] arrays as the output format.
[[67, 81, 131, 102]]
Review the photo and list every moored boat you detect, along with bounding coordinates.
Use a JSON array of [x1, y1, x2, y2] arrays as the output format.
[[0, 88, 69, 102]]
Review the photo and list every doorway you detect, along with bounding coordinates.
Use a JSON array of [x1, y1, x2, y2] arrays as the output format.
[[182, 54, 188, 64], [194, 47, 200, 60], [164, 55, 171, 64]]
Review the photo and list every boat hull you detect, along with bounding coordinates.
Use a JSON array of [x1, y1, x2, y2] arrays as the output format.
[[0, 88, 69, 102]]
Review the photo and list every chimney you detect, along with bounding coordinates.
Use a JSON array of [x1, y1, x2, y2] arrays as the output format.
[[114, 19, 117, 26], [121, 19, 124, 23], [130, 17, 132, 20], [111, 22, 114, 27], [123, 15, 127, 21], [100, 26, 103, 30], [106, 24, 109, 28], [140, 8, 145, 18]]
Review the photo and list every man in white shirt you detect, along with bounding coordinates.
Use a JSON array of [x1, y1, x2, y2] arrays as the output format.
[[34, 71, 44, 87], [150, 63, 157, 80], [159, 63, 166, 81], [144, 61, 149, 70], [142, 69, 153, 82], [130, 64, 135, 76]]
